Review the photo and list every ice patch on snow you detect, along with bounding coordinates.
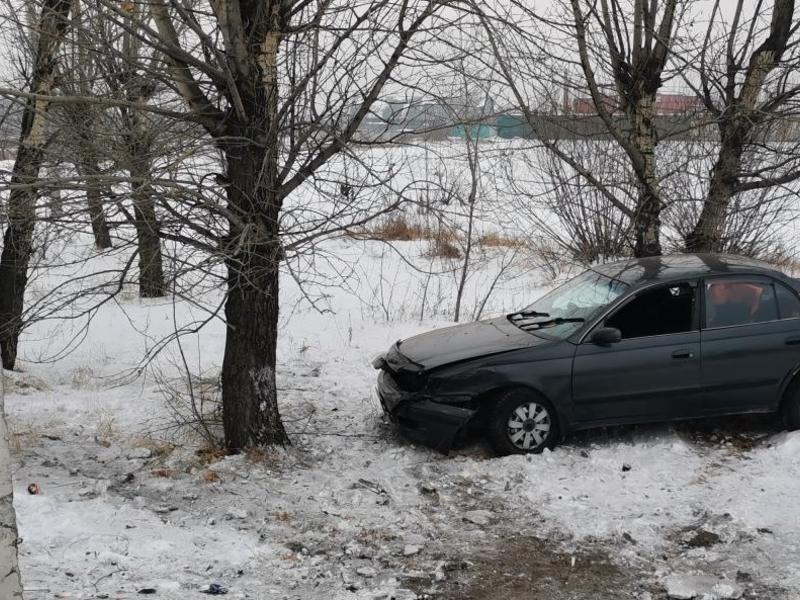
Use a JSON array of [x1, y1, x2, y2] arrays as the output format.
[[663, 573, 742, 599]]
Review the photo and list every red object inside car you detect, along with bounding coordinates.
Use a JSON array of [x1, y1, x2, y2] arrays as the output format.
[[707, 282, 764, 315]]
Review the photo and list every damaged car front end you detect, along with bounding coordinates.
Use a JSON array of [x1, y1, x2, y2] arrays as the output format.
[[372, 315, 555, 452], [373, 343, 477, 452]]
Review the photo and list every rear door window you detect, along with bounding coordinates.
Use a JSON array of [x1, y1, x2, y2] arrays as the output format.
[[704, 280, 778, 328]]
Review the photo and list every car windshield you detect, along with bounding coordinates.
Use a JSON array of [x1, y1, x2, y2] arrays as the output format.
[[511, 269, 629, 339]]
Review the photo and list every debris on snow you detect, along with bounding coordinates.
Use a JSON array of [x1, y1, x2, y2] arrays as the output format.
[[127, 447, 153, 460], [419, 483, 437, 494], [225, 507, 248, 520], [463, 510, 492, 526], [199, 582, 228, 595], [356, 566, 377, 578], [685, 529, 722, 548]]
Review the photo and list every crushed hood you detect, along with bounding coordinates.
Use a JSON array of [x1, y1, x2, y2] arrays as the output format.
[[397, 316, 549, 369]]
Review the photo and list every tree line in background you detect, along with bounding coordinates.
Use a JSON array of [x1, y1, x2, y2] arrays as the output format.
[[0, 0, 798, 453]]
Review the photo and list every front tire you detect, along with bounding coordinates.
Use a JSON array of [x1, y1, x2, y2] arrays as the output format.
[[487, 388, 559, 455]]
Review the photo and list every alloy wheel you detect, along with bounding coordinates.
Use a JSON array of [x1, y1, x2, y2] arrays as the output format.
[[506, 402, 551, 450]]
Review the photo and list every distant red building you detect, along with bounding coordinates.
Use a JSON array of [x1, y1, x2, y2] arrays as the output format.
[[569, 93, 702, 116], [654, 94, 703, 115], [571, 94, 619, 115]]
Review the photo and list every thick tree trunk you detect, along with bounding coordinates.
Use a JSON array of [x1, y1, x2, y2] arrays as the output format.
[[686, 1, 792, 253], [685, 127, 746, 253], [631, 95, 662, 257], [0, 143, 40, 369], [0, 0, 71, 369], [220, 146, 288, 450], [0, 378, 23, 598]]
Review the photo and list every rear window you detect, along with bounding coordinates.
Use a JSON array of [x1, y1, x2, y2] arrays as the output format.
[[705, 280, 777, 328]]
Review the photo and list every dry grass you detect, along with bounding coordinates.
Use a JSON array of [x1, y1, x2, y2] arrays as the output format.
[[150, 468, 179, 479], [95, 412, 116, 445], [132, 437, 178, 458], [245, 446, 285, 469], [195, 442, 230, 465], [427, 229, 462, 259], [367, 215, 430, 241], [9, 424, 41, 452], [200, 469, 222, 484], [479, 231, 529, 249], [360, 214, 463, 259], [355, 527, 398, 544]]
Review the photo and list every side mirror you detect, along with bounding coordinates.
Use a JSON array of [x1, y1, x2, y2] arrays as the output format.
[[590, 327, 622, 346]]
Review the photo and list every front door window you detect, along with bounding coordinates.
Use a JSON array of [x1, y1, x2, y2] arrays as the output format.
[[605, 282, 696, 339]]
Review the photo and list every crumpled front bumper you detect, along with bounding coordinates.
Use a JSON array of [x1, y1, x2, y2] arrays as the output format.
[[376, 371, 476, 452]]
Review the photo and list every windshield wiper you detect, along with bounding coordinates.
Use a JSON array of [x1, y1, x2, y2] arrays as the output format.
[[510, 310, 550, 319], [519, 317, 586, 329]]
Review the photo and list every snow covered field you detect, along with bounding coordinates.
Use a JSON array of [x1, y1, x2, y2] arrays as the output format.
[[4, 235, 800, 600]]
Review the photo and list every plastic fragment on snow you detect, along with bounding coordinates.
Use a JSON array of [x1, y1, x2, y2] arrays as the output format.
[[200, 583, 229, 595]]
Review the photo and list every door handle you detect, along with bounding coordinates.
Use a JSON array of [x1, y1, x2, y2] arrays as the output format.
[[786, 336, 800, 346], [671, 349, 695, 359]]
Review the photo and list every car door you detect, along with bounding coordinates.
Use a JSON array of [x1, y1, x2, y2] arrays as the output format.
[[701, 276, 800, 413], [572, 281, 703, 423]]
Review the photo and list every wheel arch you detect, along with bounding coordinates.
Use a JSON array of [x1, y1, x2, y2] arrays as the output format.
[[778, 364, 800, 412], [472, 384, 565, 438]]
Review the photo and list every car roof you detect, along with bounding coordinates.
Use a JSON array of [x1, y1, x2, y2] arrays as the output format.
[[590, 253, 785, 286]]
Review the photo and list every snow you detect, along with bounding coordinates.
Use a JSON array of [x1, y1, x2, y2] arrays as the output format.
[[664, 574, 743, 599], [3, 235, 800, 598]]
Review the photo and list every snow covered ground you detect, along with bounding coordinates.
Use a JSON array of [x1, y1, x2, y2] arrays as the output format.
[[4, 236, 800, 600]]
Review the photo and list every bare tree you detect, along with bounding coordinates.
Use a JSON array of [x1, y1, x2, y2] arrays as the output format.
[[0, 0, 72, 369], [569, 0, 680, 256], [65, 0, 455, 449], [476, 0, 684, 257], [58, 1, 113, 249], [54, 0, 168, 293], [685, 0, 799, 252]]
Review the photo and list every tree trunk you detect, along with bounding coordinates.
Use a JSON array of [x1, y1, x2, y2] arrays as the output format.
[[686, 0, 793, 253], [124, 106, 165, 298], [0, 143, 40, 369], [0, 377, 23, 598], [129, 158, 165, 298], [220, 145, 288, 450], [77, 159, 112, 250], [631, 94, 662, 257], [685, 126, 746, 252], [0, 0, 72, 369]]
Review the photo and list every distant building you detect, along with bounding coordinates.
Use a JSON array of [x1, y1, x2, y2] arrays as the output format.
[[654, 94, 703, 115], [381, 92, 495, 134], [570, 94, 619, 115], [568, 92, 702, 116]]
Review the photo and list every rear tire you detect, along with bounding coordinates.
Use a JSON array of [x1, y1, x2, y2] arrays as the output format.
[[487, 388, 559, 456], [782, 378, 800, 431]]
